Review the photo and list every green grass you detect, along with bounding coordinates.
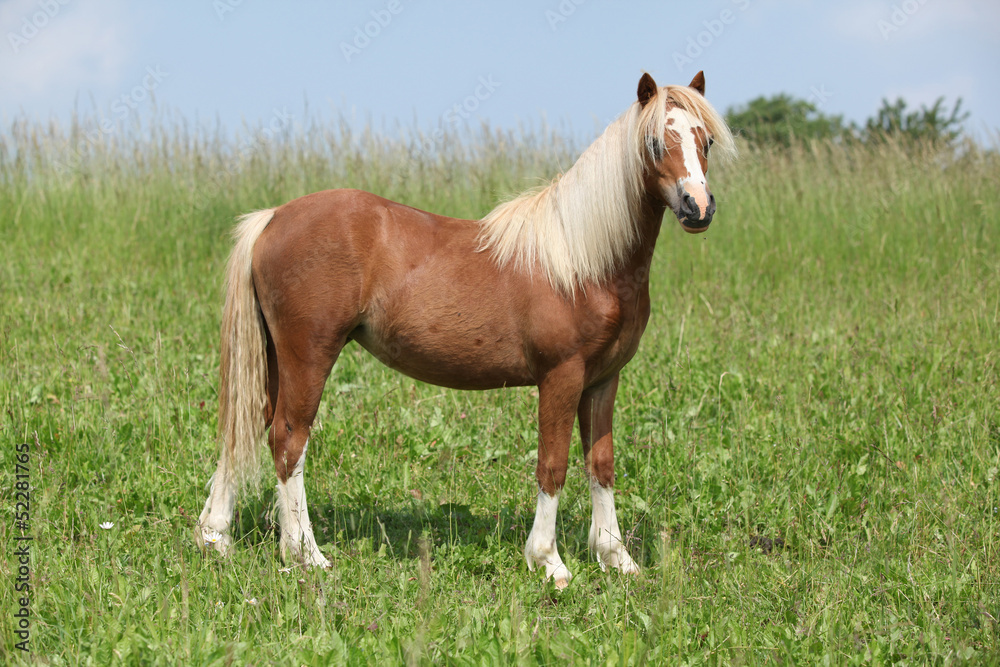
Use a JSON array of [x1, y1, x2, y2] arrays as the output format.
[[1, 115, 998, 665]]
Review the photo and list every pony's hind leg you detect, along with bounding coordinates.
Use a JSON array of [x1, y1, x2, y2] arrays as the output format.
[[275, 435, 328, 568], [197, 452, 237, 555], [578, 374, 638, 574], [524, 362, 584, 589], [197, 329, 279, 555], [269, 338, 343, 568]]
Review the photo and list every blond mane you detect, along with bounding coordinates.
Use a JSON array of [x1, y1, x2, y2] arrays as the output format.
[[477, 84, 735, 294]]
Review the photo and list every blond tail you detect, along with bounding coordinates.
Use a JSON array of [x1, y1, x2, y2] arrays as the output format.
[[218, 209, 276, 489]]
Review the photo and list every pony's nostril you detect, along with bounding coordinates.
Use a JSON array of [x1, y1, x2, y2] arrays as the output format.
[[681, 194, 694, 213], [681, 193, 699, 218]]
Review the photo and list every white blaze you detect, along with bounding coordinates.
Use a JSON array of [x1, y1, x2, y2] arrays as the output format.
[[665, 106, 710, 212]]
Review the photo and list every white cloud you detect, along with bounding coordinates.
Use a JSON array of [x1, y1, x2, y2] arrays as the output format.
[[1, 0, 133, 105]]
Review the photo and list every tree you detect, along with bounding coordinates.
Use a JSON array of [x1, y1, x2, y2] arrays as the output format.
[[725, 94, 848, 148], [863, 97, 969, 145]]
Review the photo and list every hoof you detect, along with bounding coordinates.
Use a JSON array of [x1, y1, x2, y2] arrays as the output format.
[[525, 548, 572, 587], [306, 553, 332, 569], [281, 541, 331, 570], [594, 545, 640, 575], [197, 525, 231, 555], [620, 559, 640, 576]]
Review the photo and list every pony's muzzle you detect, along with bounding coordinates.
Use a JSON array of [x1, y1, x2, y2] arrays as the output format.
[[679, 192, 715, 233]]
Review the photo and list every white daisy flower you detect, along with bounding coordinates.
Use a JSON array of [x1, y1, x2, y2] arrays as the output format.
[[245, 597, 259, 606], [204, 530, 224, 545], [278, 567, 292, 574], [99, 522, 114, 530]]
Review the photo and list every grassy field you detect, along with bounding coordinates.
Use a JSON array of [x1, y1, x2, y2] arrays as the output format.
[[1, 115, 998, 665]]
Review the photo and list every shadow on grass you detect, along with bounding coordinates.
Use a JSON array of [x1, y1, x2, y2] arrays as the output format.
[[230, 495, 534, 561]]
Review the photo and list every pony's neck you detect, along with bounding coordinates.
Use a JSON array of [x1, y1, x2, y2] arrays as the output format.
[[615, 191, 667, 283], [477, 106, 648, 295]]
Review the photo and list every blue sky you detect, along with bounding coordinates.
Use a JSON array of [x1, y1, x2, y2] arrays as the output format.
[[2, 1, 998, 141]]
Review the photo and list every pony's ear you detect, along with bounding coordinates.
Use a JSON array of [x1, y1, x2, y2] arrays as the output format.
[[637, 73, 657, 107], [689, 71, 706, 96]]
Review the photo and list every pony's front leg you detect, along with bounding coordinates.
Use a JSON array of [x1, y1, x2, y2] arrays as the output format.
[[579, 374, 639, 574], [525, 362, 584, 589]]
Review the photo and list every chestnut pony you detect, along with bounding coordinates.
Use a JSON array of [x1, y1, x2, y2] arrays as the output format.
[[197, 72, 735, 587]]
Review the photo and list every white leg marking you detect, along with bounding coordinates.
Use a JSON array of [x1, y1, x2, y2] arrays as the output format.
[[197, 454, 236, 555], [589, 477, 639, 574], [276, 439, 330, 568], [524, 489, 572, 588]]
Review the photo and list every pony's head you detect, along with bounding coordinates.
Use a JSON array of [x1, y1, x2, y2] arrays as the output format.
[[478, 71, 736, 294], [636, 72, 735, 233]]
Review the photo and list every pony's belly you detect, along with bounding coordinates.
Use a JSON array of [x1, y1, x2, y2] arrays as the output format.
[[351, 328, 534, 390]]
